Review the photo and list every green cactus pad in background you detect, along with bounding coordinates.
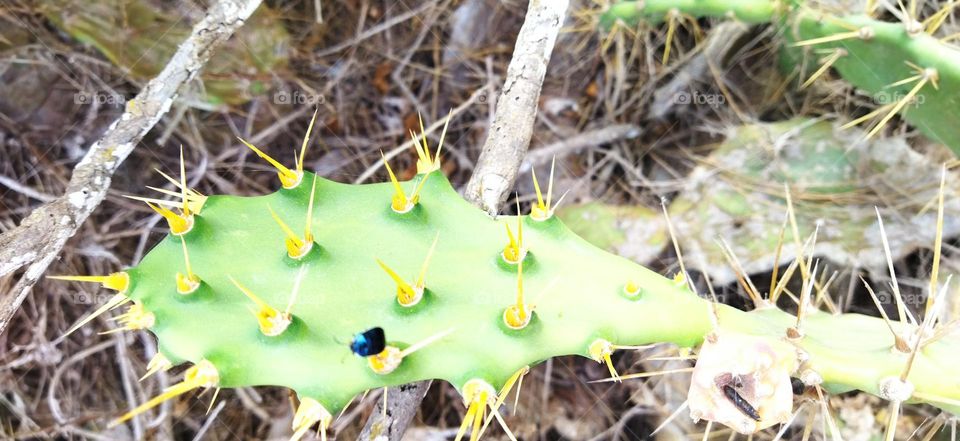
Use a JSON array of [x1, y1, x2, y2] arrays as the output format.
[[41, 0, 289, 106], [559, 118, 960, 285], [600, 0, 960, 154]]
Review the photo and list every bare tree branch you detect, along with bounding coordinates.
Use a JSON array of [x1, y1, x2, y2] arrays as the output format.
[[0, 0, 264, 335], [359, 1, 569, 439], [358, 381, 432, 441], [463, 0, 570, 215]]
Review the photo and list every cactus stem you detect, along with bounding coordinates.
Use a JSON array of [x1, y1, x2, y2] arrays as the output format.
[[100, 303, 154, 334], [291, 397, 332, 441], [800, 48, 847, 89], [530, 157, 557, 221], [146, 201, 193, 235], [791, 27, 874, 47], [59, 292, 130, 337], [503, 260, 534, 330], [238, 137, 302, 189], [228, 276, 292, 337], [268, 205, 313, 259], [112, 360, 219, 427], [176, 235, 201, 295], [140, 353, 173, 382]]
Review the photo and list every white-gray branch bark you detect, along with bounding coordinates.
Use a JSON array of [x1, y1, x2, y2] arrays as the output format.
[[463, 0, 570, 215], [0, 0, 264, 334]]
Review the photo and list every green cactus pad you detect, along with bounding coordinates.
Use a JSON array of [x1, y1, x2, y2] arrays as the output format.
[[600, 0, 960, 154], [118, 170, 959, 417]]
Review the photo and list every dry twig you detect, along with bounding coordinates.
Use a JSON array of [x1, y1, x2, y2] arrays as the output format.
[[463, 0, 571, 215]]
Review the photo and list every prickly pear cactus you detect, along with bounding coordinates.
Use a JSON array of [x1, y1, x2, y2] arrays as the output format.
[[601, 0, 960, 154], [52, 125, 960, 439]]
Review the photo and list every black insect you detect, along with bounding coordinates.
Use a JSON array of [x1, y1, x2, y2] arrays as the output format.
[[722, 385, 761, 421], [715, 374, 761, 422], [790, 377, 806, 395], [350, 327, 386, 356]]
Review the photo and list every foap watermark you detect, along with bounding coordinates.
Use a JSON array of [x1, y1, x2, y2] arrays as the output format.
[[672, 90, 725, 108], [872, 290, 927, 307], [67, 291, 116, 305], [273, 89, 325, 105], [74, 91, 127, 106], [873, 91, 925, 108]]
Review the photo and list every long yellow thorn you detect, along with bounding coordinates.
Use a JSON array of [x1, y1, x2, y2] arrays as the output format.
[[60, 293, 130, 337], [864, 68, 938, 141], [146, 202, 192, 235], [238, 137, 301, 189], [800, 49, 846, 89], [291, 397, 331, 441], [662, 9, 680, 65], [860, 277, 910, 352], [927, 166, 946, 314], [791, 28, 873, 47], [48, 272, 129, 292], [399, 327, 455, 358], [228, 276, 291, 336], [416, 233, 440, 291], [178, 146, 190, 217], [924, 1, 958, 35], [588, 367, 694, 383], [140, 353, 172, 382], [376, 259, 418, 306], [111, 360, 219, 427], [176, 235, 200, 294], [268, 206, 310, 259], [305, 175, 318, 243], [298, 108, 319, 177], [381, 152, 414, 212]]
